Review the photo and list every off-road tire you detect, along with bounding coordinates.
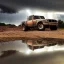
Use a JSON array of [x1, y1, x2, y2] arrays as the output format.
[[37, 23, 45, 31]]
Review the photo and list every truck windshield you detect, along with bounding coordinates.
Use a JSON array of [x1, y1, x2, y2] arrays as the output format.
[[33, 16, 40, 19], [40, 16, 45, 19]]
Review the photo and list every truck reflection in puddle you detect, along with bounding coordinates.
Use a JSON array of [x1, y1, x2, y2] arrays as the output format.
[[0, 38, 64, 58], [22, 38, 64, 50]]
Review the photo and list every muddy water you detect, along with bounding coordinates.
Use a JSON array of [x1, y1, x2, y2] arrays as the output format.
[[0, 39, 64, 64]]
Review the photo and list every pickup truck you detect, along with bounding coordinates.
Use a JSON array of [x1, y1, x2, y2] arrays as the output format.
[[22, 15, 58, 31]]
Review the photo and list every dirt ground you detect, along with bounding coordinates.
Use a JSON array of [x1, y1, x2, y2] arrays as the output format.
[[0, 29, 64, 42]]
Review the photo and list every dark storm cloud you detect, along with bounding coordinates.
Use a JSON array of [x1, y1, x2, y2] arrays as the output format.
[[0, 0, 64, 11], [0, 4, 16, 13]]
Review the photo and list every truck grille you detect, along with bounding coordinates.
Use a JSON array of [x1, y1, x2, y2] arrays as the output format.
[[48, 19, 57, 22]]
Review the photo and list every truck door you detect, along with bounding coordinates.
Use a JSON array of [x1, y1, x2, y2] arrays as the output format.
[[26, 16, 33, 27]]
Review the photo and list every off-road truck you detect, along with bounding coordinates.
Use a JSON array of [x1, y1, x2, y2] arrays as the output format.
[[22, 15, 58, 31]]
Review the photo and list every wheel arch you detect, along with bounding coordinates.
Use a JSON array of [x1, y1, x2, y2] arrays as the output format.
[[37, 21, 43, 25]]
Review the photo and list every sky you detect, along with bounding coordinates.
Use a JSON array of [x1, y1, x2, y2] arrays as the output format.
[[0, 0, 64, 25]]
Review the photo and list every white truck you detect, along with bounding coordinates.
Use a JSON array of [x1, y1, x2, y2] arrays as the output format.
[[22, 15, 58, 31]]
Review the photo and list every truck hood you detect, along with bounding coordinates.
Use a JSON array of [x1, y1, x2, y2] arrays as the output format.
[[36, 19, 47, 22]]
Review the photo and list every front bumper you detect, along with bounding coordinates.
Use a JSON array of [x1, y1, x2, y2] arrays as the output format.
[[43, 22, 58, 26]]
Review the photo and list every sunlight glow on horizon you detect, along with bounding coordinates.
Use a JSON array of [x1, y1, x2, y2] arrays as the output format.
[[18, 9, 64, 20]]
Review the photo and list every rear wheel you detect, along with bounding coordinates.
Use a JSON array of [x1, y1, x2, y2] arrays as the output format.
[[37, 23, 45, 31]]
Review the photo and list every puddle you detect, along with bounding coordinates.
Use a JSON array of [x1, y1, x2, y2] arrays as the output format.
[[0, 39, 64, 56], [0, 39, 64, 64]]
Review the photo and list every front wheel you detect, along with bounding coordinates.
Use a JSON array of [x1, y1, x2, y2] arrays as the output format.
[[37, 23, 45, 31]]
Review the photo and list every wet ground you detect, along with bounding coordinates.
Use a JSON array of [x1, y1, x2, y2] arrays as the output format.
[[0, 29, 64, 42], [0, 39, 64, 64]]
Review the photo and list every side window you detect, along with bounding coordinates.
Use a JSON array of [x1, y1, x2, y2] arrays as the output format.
[[28, 16, 32, 20]]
